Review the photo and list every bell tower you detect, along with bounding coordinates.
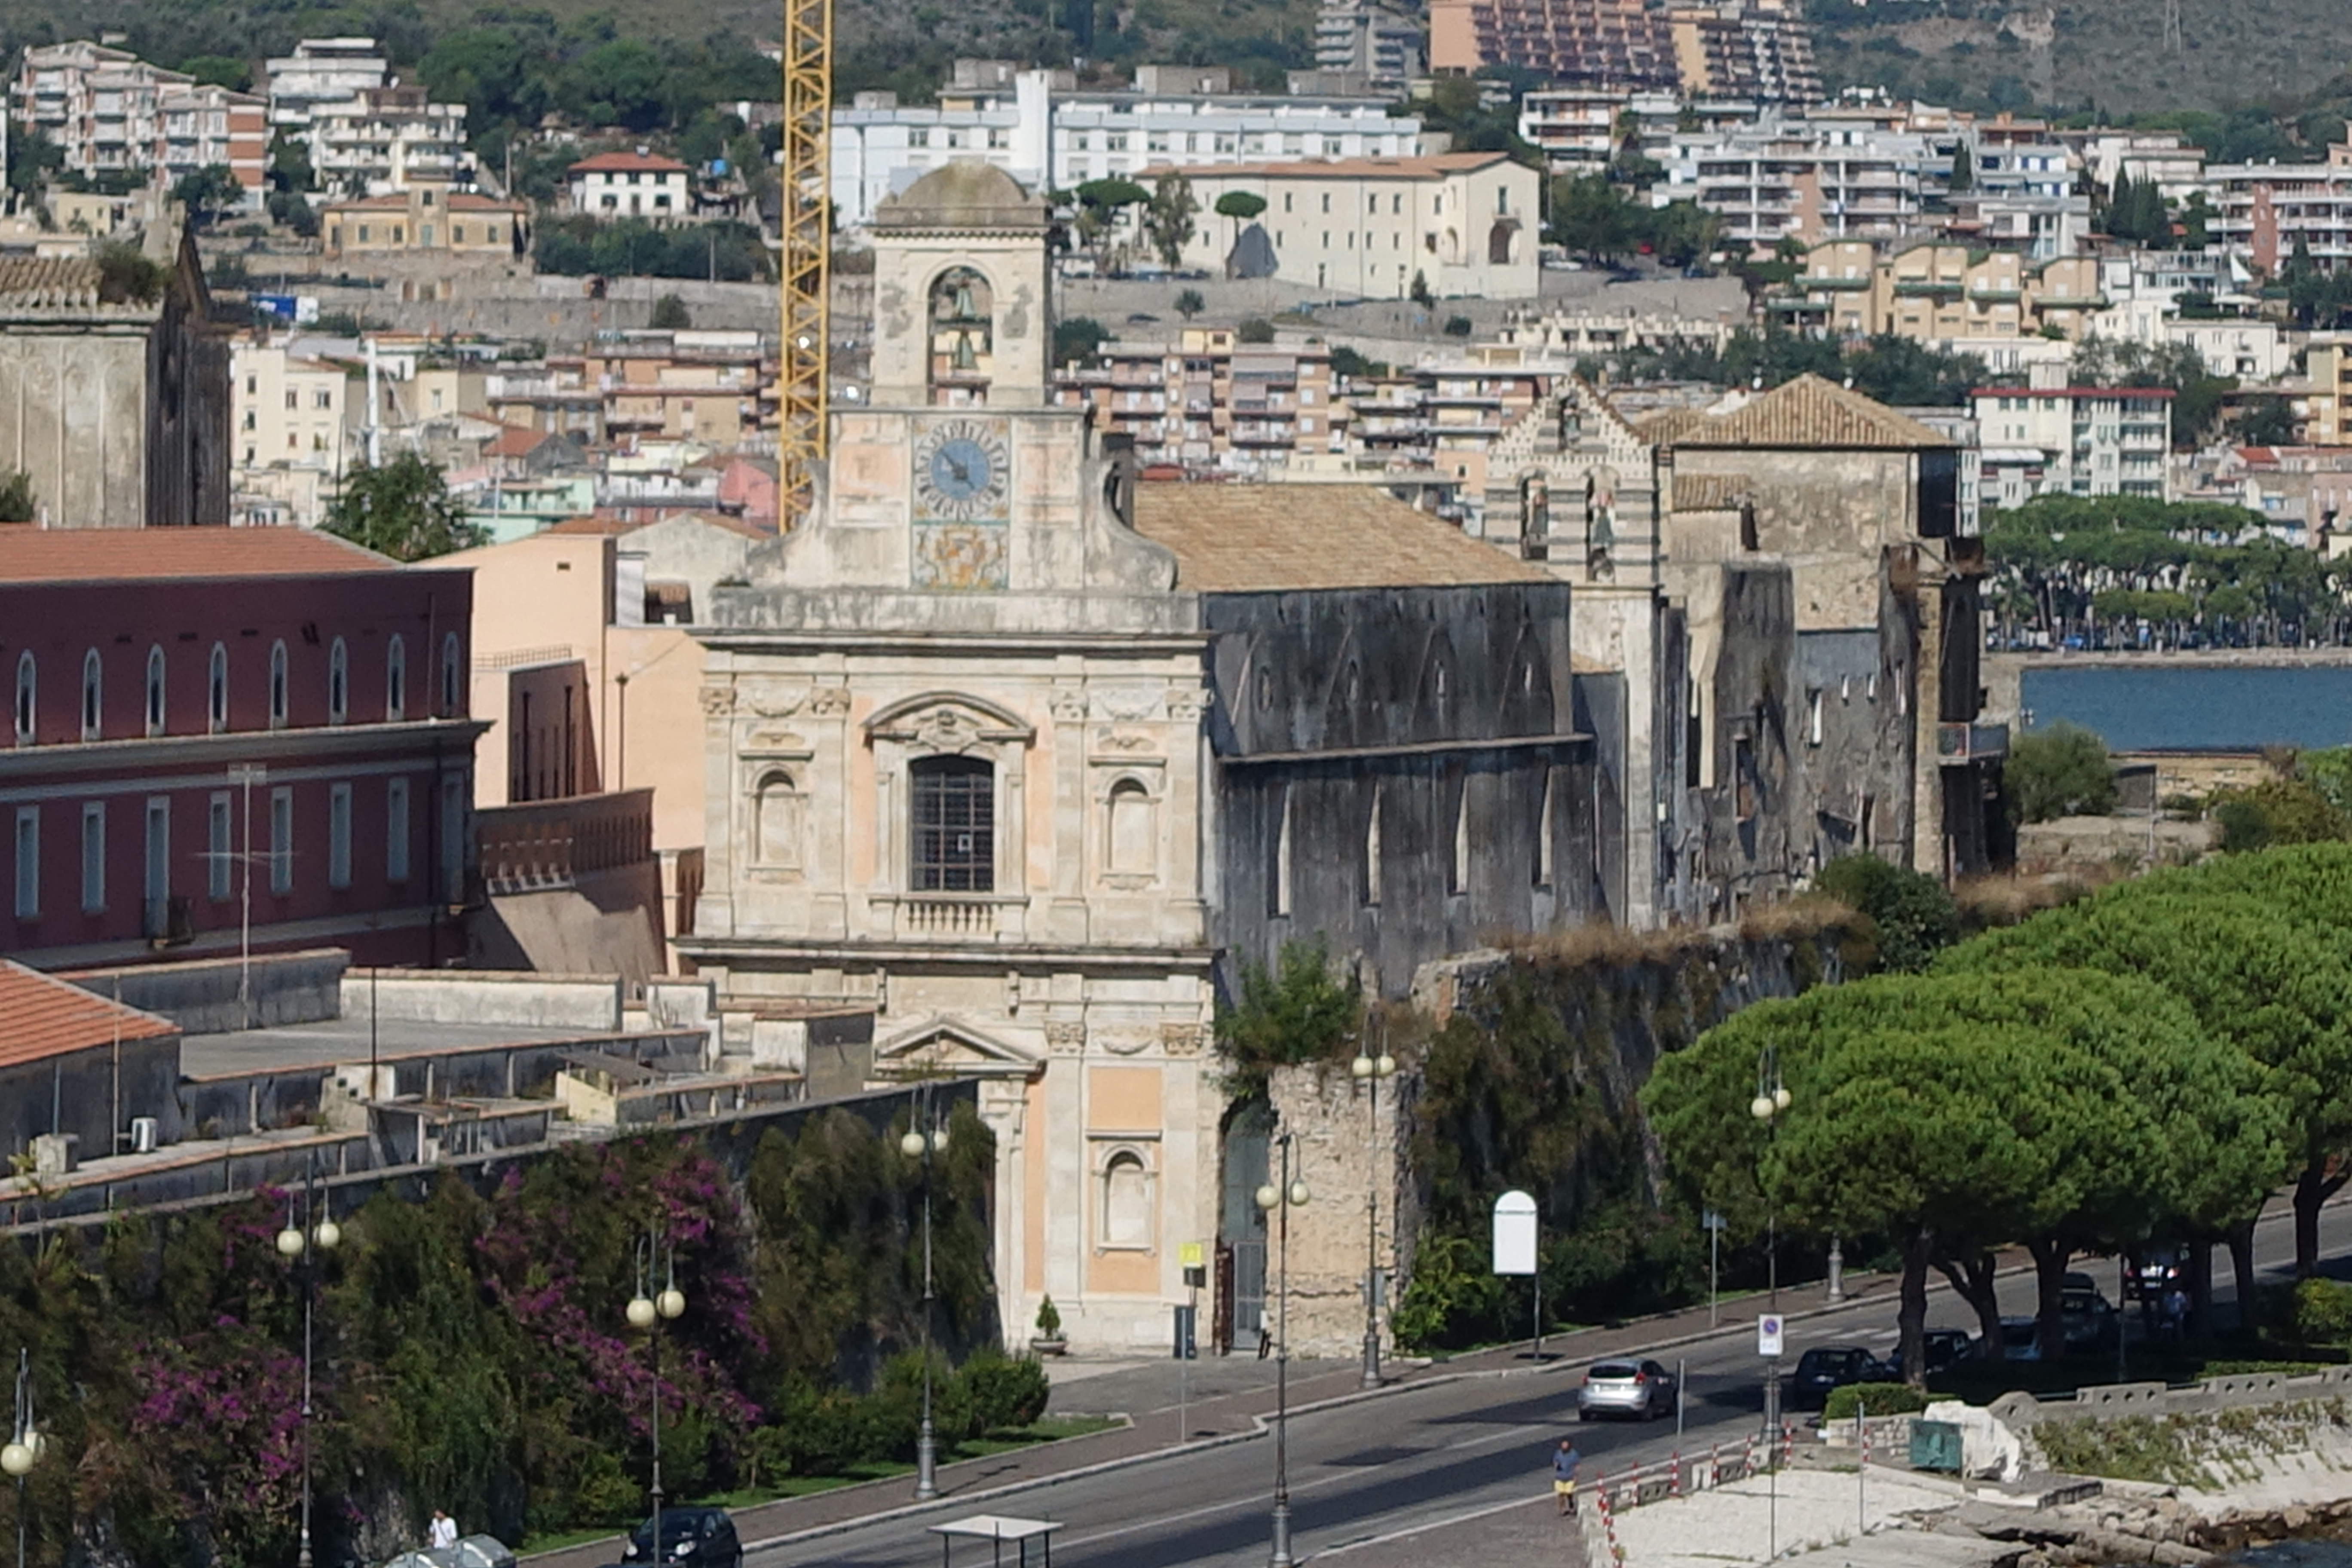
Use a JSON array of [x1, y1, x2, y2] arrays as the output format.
[[868, 162, 1053, 409]]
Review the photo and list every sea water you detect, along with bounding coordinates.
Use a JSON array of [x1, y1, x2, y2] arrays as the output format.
[[2018, 665, 2352, 753]]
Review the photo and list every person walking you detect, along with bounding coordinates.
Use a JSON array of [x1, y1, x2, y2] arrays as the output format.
[[429, 1509, 459, 1550], [1553, 1439, 1581, 1517]]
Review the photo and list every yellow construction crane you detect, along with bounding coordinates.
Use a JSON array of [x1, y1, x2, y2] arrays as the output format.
[[778, 0, 833, 527]]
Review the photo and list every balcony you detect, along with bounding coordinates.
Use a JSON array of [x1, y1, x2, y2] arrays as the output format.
[[870, 892, 1029, 941], [477, 787, 654, 894], [1937, 722, 2009, 765]]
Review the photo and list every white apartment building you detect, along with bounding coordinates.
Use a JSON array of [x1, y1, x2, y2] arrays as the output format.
[[828, 66, 1421, 226], [1519, 88, 1756, 173], [13, 42, 187, 183], [2081, 131, 2208, 202], [233, 341, 351, 528], [264, 38, 389, 131], [1314, 0, 1426, 93], [1654, 108, 1951, 246], [1148, 151, 1541, 298], [2206, 133, 2352, 275], [308, 86, 472, 196], [1972, 379, 2174, 504], [567, 150, 693, 222], [158, 83, 267, 202]]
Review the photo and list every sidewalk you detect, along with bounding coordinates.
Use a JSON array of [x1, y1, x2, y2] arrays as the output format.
[[523, 1274, 1906, 1568]]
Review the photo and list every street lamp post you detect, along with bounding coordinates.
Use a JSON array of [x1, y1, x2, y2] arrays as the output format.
[[1256, 1131, 1311, 1568], [2, 1349, 40, 1568], [276, 1151, 341, 1568], [899, 1094, 950, 1502], [625, 1221, 687, 1540], [1750, 1054, 1792, 1455], [1348, 1033, 1397, 1391]]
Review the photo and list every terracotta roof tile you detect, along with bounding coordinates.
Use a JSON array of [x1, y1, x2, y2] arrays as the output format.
[[1675, 375, 1954, 450], [0, 526, 397, 583], [1631, 405, 1712, 443], [0, 960, 176, 1071], [1673, 473, 1752, 511], [568, 151, 692, 175], [0, 256, 104, 309], [1132, 482, 1553, 592], [486, 424, 555, 458], [1152, 151, 1514, 181]]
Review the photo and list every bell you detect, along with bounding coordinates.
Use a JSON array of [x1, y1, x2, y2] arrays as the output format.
[[952, 282, 977, 318], [952, 331, 978, 371]]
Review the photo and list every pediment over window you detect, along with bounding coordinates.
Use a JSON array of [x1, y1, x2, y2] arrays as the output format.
[[865, 690, 1036, 751], [874, 1014, 1042, 1079]]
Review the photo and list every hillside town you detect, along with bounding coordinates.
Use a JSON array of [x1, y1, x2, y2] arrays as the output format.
[[10, 4, 2352, 1568]]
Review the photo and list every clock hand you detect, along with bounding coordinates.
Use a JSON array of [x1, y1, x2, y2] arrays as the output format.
[[946, 455, 971, 485]]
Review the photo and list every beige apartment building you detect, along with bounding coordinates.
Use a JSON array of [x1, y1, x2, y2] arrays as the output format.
[[322, 182, 526, 260], [231, 340, 349, 527], [1051, 328, 1348, 473], [2303, 341, 2352, 446], [1145, 151, 1542, 299], [1777, 240, 2107, 344]]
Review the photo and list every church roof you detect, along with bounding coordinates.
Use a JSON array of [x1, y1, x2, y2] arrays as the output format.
[[1672, 375, 1954, 450], [874, 160, 1048, 232], [1132, 482, 1554, 593]]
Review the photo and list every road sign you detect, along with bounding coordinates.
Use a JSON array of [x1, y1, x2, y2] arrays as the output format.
[[1702, 1210, 1727, 1231], [1758, 1313, 1785, 1358], [1491, 1190, 1537, 1276]]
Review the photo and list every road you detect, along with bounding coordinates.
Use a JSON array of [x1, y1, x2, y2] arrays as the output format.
[[765, 1197, 2352, 1568]]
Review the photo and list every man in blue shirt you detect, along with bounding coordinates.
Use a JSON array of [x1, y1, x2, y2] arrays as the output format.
[[1553, 1439, 1581, 1516]]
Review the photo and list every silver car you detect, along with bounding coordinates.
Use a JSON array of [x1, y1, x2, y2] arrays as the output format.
[[1577, 1358, 1678, 1421]]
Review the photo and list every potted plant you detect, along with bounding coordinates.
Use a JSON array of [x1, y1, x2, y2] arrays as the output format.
[[1030, 1295, 1067, 1356]]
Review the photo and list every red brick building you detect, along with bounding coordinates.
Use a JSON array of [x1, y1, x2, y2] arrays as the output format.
[[2, 527, 484, 970]]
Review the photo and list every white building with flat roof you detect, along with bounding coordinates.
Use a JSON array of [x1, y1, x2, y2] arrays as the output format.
[[265, 37, 389, 131], [829, 67, 1421, 227]]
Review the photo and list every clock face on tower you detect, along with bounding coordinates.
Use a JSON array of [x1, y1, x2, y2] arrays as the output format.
[[913, 419, 1012, 522]]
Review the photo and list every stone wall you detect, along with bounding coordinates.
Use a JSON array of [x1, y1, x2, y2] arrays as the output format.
[[1264, 1059, 1407, 1359]]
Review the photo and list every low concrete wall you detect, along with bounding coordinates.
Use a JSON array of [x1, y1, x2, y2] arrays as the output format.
[[343, 968, 625, 1031], [1990, 1365, 2352, 1432], [64, 949, 349, 1033]]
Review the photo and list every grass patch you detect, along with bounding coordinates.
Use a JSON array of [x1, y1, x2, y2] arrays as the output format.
[[2031, 1401, 2349, 1488]]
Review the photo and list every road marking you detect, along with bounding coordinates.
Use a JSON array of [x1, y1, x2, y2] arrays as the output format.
[[1312, 1489, 1549, 1556], [1050, 1419, 1561, 1554]]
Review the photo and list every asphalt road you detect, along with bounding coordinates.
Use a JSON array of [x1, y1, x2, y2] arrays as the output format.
[[766, 1197, 2352, 1568]]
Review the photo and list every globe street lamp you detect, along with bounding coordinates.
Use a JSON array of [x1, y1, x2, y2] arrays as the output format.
[[276, 1152, 341, 1568], [1348, 1033, 1397, 1391], [899, 1096, 950, 1502], [4, 1348, 39, 1568], [1751, 1054, 1792, 1454], [1256, 1131, 1311, 1568], [626, 1221, 687, 1539]]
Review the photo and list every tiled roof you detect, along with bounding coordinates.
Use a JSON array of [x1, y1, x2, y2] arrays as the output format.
[[569, 151, 691, 175], [1132, 482, 1553, 592], [1630, 405, 1712, 443], [1674, 375, 1954, 450], [0, 256, 104, 310], [0, 526, 396, 583], [323, 192, 525, 213], [543, 510, 771, 540], [1673, 473, 1752, 511], [487, 424, 555, 458], [0, 960, 177, 1071], [1154, 151, 1515, 181]]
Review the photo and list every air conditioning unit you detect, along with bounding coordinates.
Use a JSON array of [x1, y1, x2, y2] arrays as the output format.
[[129, 1117, 159, 1155]]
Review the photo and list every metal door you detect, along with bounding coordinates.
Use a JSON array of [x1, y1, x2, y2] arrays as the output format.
[[1219, 1098, 1273, 1350]]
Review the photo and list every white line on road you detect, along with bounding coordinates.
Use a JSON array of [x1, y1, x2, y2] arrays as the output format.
[[1050, 1420, 1563, 1555], [1312, 1489, 1550, 1556]]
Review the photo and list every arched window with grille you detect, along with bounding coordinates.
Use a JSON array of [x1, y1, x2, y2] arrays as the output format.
[[385, 635, 406, 721], [13, 652, 33, 745], [144, 646, 165, 736], [910, 755, 993, 892], [269, 641, 289, 728], [80, 649, 101, 740], [208, 643, 229, 733]]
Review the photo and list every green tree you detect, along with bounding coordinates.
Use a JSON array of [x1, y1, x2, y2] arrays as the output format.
[[1442, 315, 1473, 337], [179, 55, 252, 92], [2005, 722, 2116, 824], [323, 453, 487, 562], [2210, 777, 2351, 851], [649, 293, 693, 330], [1173, 288, 1205, 321], [1145, 172, 1199, 270], [1213, 189, 1266, 255], [1409, 271, 1433, 306], [1075, 177, 1150, 269], [1237, 318, 1276, 344], [1214, 939, 1358, 1084], [1548, 173, 1635, 265], [1947, 143, 1975, 194], [1813, 853, 1960, 974], [0, 471, 33, 523], [6, 129, 62, 199], [171, 163, 245, 230], [1053, 316, 1109, 366]]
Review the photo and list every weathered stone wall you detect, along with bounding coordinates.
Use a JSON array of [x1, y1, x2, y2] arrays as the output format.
[[1263, 1059, 1408, 1359]]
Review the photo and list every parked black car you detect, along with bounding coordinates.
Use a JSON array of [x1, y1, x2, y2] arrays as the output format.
[[1788, 1346, 1890, 1411], [1886, 1328, 1972, 1380], [621, 1509, 741, 1568]]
